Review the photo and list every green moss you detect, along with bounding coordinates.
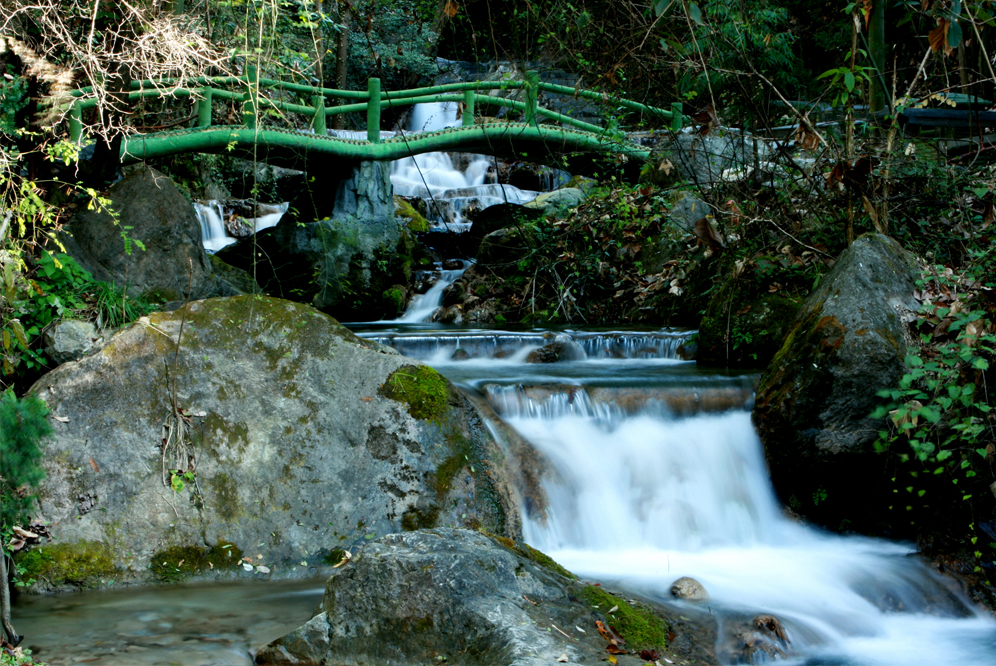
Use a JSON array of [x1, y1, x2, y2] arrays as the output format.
[[150, 540, 243, 582], [401, 505, 441, 531], [383, 287, 406, 316], [17, 541, 116, 588], [379, 365, 450, 422], [580, 585, 669, 651], [394, 196, 430, 232], [484, 532, 578, 580], [323, 546, 350, 566]]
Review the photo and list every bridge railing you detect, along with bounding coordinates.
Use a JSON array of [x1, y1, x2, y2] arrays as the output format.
[[66, 67, 683, 144]]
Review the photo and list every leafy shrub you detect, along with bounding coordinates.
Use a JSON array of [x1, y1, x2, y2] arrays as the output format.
[[0, 390, 50, 529]]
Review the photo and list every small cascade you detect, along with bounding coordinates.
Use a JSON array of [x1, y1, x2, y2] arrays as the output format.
[[193, 200, 288, 253], [362, 329, 694, 361], [393, 260, 472, 323], [389, 102, 544, 232]]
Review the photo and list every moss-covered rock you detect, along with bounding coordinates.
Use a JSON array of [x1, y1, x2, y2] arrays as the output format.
[[31, 295, 521, 589], [257, 529, 672, 666], [697, 275, 802, 368], [753, 234, 921, 533], [150, 541, 244, 582], [580, 584, 670, 651], [17, 541, 116, 589], [394, 196, 430, 233]]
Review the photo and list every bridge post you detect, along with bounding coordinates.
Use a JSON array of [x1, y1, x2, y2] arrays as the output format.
[[197, 87, 212, 128], [243, 65, 258, 129], [670, 102, 683, 131], [311, 95, 327, 135], [367, 78, 381, 143], [524, 71, 539, 126], [462, 89, 475, 127], [69, 101, 82, 144]]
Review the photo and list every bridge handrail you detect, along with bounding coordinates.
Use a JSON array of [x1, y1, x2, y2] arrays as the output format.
[[64, 69, 683, 144]]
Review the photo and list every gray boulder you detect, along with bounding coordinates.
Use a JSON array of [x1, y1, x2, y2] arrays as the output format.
[[523, 187, 586, 215], [65, 166, 231, 302], [29, 296, 518, 589], [752, 234, 920, 529], [255, 528, 674, 666], [43, 319, 98, 365], [652, 130, 773, 188]]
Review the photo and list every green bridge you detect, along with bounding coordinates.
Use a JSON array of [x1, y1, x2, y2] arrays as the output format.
[[66, 68, 684, 173]]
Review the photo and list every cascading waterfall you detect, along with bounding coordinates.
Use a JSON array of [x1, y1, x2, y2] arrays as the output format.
[[389, 260, 472, 323], [504, 389, 996, 665], [389, 102, 545, 231], [193, 201, 288, 253], [357, 327, 996, 665]]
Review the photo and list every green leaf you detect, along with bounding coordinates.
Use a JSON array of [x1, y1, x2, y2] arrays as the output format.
[[947, 20, 963, 49], [972, 356, 989, 370], [918, 406, 941, 423], [844, 71, 855, 92], [687, 2, 704, 24], [10, 320, 28, 347]]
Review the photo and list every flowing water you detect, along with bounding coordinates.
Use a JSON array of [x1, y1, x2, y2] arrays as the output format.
[[194, 201, 288, 253], [389, 102, 546, 231], [359, 322, 996, 664]]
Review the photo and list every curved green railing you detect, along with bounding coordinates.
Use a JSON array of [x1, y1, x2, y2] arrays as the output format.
[[65, 67, 683, 165]]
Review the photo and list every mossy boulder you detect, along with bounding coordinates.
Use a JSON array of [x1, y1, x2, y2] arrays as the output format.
[[697, 276, 802, 368], [752, 234, 920, 532], [255, 528, 673, 666], [15, 541, 116, 590], [29, 295, 520, 589]]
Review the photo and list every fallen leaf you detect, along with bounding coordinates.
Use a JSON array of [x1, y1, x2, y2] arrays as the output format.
[[693, 216, 725, 252], [53, 415, 69, 423], [640, 649, 661, 661], [89, 458, 100, 473], [360, 397, 374, 402], [658, 159, 674, 176], [443, 0, 459, 17], [608, 605, 619, 614], [575, 626, 586, 633], [256, 565, 271, 574], [242, 562, 253, 571], [556, 654, 568, 663], [606, 644, 627, 655], [607, 656, 618, 665], [333, 549, 352, 568]]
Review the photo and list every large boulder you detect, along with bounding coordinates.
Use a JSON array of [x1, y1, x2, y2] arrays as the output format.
[[217, 161, 414, 321], [650, 130, 773, 188], [65, 166, 238, 302], [26, 296, 518, 589], [752, 234, 920, 530], [255, 528, 676, 666]]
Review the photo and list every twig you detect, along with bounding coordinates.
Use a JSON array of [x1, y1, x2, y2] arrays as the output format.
[[551, 623, 576, 641], [756, 217, 834, 259]]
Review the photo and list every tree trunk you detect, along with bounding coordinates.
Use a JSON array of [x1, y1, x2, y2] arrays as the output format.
[[0, 552, 21, 647], [331, 12, 350, 130]]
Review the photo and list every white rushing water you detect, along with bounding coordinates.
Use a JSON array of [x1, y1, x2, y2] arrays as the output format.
[[389, 102, 543, 232], [388, 260, 472, 323], [504, 394, 996, 665], [356, 327, 996, 664], [193, 201, 288, 253]]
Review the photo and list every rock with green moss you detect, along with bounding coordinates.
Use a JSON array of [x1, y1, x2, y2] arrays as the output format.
[[255, 528, 672, 666], [15, 541, 116, 590], [697, 275, 802, 368], [30, 295, 519, 589], [394, 196, 430, 233], [753, 234, 920, 531]]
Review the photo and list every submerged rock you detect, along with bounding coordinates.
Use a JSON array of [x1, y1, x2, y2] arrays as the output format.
[[752, 234, 920, 530], [670, 576, 709, 601], [526, 337, 586, 363], [255, 528, 674, 666], [28, 296, 518, 589]]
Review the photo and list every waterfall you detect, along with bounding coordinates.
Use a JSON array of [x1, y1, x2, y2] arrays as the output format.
[[389, 102, 548, 232], [356, 326, 996, 665], [390, 260, 472, 323], [193, 201, 288, 253]]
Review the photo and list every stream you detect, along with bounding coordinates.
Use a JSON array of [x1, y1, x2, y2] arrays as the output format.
[[14, 102, 996, 665]]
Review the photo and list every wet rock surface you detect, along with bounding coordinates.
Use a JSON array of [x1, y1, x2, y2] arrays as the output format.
[[752, 233, 921, 530], [29, 296, 518, 589], [256, 528, 698, 666]]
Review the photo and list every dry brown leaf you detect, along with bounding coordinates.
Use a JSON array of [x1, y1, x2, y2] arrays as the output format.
[[929, 19, 952, 55], [53, 415, 69, 423], [360, 397, 374, 402], [693, 216, 725, 252], [12, 526, 39, 539], [89, 458, 100, 473], [332, 549, 352, 568], [443, 0, 459, 17], [658, 159, 674, 175]]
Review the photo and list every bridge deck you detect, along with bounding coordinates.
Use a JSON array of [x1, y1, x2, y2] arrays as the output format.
[[120, 122, 652, 173]]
